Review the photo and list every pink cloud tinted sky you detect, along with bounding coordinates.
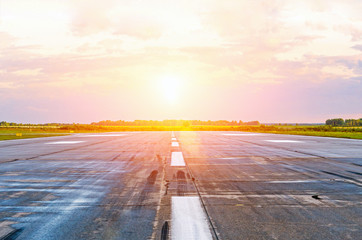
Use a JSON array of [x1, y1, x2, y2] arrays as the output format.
[[0, 0, 361, 123]]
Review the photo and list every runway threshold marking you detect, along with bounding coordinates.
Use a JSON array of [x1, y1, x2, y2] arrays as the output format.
[[171, 196, 212, 240], [45, 141, 84, 144], [265, 140, 303, 143], [172, 142, 179, 147], [171, 152, 185, 166]]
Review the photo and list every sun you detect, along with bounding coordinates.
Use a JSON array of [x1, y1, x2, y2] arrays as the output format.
[[159, 75, 181, 104]]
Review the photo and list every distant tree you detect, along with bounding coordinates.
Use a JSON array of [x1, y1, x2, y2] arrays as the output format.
[[245, 121, 260, 126], [183, 121, 190, 127], [345, 119, 361, 126], [90, 119, 261, 127], [326, 118, 344, 126]]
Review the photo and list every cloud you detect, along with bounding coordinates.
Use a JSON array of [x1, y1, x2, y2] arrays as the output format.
[[352, 44, 362, 52], [13, 68, 42, 76], [68, 0, 164, 39], [0, 0, 361, 122], [0, 32, 16, 48], [69, 0, 115, 36], [113, 17, 163, 40]]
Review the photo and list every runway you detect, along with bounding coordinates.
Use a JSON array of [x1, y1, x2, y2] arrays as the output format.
[[0, 132, 361, 239]]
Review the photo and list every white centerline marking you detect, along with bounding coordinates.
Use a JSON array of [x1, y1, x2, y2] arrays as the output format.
[[172, 137, 177, 141], [45, 141, 84, 145], [171, 196, 212, 240], [79, 134, 126, 137], [171, 142, 179, 147], [171, 152, 185, 166], [265, 140, 303, 143]]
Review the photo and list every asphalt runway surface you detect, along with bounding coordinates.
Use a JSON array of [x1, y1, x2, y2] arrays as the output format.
[[0, 132, 361, 240]]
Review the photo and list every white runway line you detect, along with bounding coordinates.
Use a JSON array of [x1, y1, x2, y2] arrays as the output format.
[[171, 196, 212, 240], [267, 180, 319, 183], [265, 140, 303, 143], [172, 137, 177, 141], [171, 142, 179, 147], [45, 141, 84, 144], [223, 133, 264, 136], [171, 152, 185, 166], [79, 134, 126, 137]]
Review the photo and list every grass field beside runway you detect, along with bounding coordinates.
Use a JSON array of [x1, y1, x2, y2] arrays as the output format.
[[257, 130, 362, 139], [1, 124, 362, 141], [0, 128, 70, 141], [60, 124, 362, 139]]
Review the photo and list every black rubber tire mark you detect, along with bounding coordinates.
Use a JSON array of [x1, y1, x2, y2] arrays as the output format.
[[322, 170, 362, 184], [176, 170, 186, 196], [226, 136, 362, 182], [346, 170, 362, 176], [147, 170, 158, 184], [160, 221, 169, 240], [1, 138, 116, 164], [1, 133, 136, 164]]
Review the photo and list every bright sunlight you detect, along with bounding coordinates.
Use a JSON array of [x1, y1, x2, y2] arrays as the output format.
[[159, 75, 182, 104]]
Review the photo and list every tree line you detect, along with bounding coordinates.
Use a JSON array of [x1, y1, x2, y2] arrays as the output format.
[[91, 120, 260, 126], [0, 121, 60, 127], [325, 118, 362, 126]]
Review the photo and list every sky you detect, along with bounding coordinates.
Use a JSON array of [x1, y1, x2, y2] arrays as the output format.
[[0, 0, 361, 123]]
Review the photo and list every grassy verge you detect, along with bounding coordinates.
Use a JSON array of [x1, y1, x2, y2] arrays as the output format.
[[250, 130, 362, 139], [0, 128, 70, 141], [1, 125, 361, 140]]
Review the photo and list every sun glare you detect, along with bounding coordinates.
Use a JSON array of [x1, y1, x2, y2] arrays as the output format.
[[159, 75, 181, 104]]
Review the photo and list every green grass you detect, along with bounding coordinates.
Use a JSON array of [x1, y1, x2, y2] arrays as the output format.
[[0, 128, 70, 141], [252, 130, 362, 139], [1, 124, 361, 140], [232, 125, 362, 139]]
